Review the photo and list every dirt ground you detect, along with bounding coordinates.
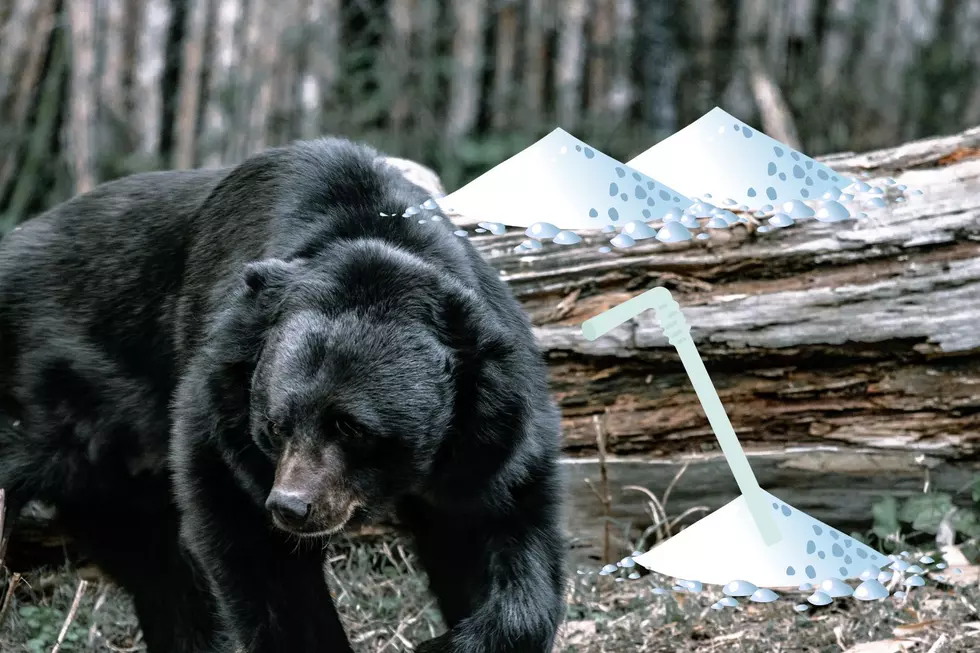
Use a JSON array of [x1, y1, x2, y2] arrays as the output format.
[[1, 535, 976, 653]]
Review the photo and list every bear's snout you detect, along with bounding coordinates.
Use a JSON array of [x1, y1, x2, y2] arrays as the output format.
[[265, 489, 312, 530], [267, 439, 360, 536]]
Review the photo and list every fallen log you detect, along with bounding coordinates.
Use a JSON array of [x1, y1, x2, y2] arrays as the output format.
[[485, 126, 980, 563], [5, 127, 980, 573]]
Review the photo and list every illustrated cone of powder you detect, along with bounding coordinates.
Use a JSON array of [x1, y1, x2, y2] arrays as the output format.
[[581, 288, 887, 588]]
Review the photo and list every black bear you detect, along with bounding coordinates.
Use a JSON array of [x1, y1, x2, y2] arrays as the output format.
[[0, 138, 567, 653]]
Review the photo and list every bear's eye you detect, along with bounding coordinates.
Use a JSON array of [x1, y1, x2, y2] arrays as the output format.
[[255, 421, 280, 455], [266, 421, 283, 443]]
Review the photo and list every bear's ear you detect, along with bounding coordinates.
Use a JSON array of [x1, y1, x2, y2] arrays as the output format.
[[428, 280, 538, 502], [242, 258, 301, 295], [435, 280, 512, 362]]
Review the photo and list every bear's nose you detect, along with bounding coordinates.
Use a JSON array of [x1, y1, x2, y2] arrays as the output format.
[[265, 490, 312, 529]]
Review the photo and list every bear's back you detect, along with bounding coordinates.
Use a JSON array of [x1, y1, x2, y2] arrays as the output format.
[[0, 168, 226, 398]]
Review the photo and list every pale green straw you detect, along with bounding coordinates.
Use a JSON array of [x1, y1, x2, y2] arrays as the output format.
[[581, 287, 782, 546]]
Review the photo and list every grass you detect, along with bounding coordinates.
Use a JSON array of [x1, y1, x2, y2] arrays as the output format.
[[1, 534, 978, 653], [3, 462, 980, 652]]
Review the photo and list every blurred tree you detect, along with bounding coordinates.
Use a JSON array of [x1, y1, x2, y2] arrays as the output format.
[[0, 0, 977, 233]]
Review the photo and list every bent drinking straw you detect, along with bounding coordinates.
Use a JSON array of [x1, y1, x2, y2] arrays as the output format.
[[581, 287, 783, 547]]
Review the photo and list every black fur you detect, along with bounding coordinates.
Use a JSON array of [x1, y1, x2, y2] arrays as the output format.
[[0, 138, 567, 653]]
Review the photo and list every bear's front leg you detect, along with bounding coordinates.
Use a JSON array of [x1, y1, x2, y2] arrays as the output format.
[[403, 476, 568, 653], [173, 435, 353, 653]]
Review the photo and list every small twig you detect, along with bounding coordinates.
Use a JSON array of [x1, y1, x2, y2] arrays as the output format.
[[631, 503, 710, 552], [0, 571, 22, 627], [351, 629, 382, 644], [323, 561, 352, 604], [51, 578, 88, 653], [378, 599, 434, 652], [0, 488, 7, 567], [380, 541, 399, 569], [396, 543, 417, 576], [926, 633, 950, 653], [660, 461, 691, 515], [621, 485, 668, 542], [592, 414, 612, 563], [668, 505, 711, 530], [624, 461, 693, 547], [87, 582, 109, 646], [582, 478, 605, 506]]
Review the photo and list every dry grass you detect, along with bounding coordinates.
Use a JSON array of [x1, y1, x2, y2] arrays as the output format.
[[2, 455, 977, 652], [1, 535, 978, 653]]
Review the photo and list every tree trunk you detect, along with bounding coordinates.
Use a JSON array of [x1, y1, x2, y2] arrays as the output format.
[[490, 2, 520, 130], [174, 0, 211, 169], [520, 0, 549, 123], [4, 125, 980, 571], [201, 0, 239, 167], [445, 0, 487, 142], [65, 0, 99, 193], [134, 0, 171, 157], [0, 0, 57, 204], [555, 0, 587, 131]]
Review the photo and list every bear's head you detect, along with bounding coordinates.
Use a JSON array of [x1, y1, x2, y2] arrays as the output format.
[[237, 237, 523, 538]]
